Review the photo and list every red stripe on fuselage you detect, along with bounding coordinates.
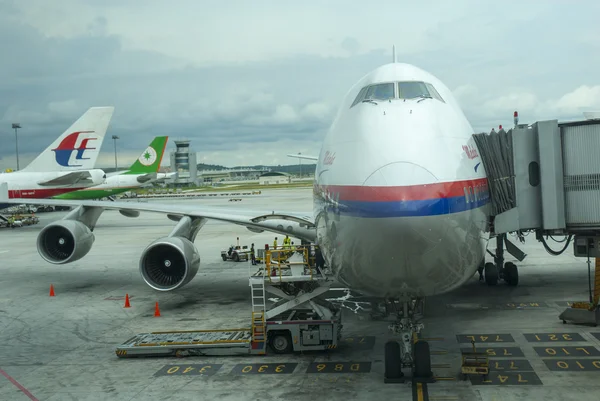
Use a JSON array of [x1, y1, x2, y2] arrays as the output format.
[[8, 188, 88, 199], [317, 177, 488, 201]]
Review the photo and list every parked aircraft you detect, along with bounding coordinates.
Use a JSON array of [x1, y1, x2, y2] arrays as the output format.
[[0, 107, 114, 209], [52, 136, 169, 200], [0, 63, 503, 377]]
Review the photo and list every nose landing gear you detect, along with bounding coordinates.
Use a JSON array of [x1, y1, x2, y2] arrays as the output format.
[[384, 298, 435, 384]]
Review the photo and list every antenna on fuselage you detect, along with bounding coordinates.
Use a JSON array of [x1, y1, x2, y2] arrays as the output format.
[[392, 45, 396, 63]]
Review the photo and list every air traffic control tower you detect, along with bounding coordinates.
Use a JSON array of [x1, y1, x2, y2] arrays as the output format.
[[170, 139, 198, 186]]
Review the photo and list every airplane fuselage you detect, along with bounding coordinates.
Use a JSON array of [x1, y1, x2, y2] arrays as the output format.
[[0, 169, 106, 208], [313, 63, 490, 300], [53, 172, 156, 200]]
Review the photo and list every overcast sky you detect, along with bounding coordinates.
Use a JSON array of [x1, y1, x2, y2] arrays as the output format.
[[1, 0, 599, 170]]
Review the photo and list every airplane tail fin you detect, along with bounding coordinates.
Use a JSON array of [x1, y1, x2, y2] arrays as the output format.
[[123, 136, 169, 174], [20, 106, 115, 172]]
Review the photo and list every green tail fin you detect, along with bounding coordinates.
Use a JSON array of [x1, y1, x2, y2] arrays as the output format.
[[124, 136, 169, 174]]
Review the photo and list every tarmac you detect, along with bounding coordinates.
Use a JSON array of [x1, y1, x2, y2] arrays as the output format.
[[0, 187, 599, 401]]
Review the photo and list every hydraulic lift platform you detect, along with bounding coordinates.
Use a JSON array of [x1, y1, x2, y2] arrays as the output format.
[[115, 246, 342, 358]]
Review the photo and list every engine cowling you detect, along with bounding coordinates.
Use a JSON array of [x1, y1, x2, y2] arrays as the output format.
[[37, 220, 95, 264], [139, 236, 200, 291]]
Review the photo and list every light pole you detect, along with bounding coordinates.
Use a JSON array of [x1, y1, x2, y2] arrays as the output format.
[[112, 135, 119, 171], [11, 123, 20, 171], [297, 152, 302, 179]]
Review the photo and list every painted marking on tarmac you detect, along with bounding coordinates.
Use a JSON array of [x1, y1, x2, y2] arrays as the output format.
[[446, 302, 547, 310], [489, 359, 534, 372], [412, 381, 429, 401], [543, 359, 600, 371], [591, 333, 600, 341], [456, 334, 514, 343], [341, 335, 376, 350], [306, 362, 371, 373], [460, 347, 524, 357], [523, 333, 586, 342], [154, 364, 222, 377], [533, 346, 600, 357], [231, 363, 297, 375], [0, 368, 39, 400], [470, 371, 542, 385]]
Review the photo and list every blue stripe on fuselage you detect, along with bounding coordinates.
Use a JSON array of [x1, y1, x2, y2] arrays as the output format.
[[321, 196, 490, 218]]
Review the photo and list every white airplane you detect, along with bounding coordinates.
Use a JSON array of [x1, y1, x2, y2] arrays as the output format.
[[0, 62, 496, 377], [51, 136, 169, 200], [0, 107, 114, 209]]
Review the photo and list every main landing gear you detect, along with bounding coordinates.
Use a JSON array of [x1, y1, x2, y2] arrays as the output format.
[[384, 298, 435, 384], [483, 233, 520, 287]]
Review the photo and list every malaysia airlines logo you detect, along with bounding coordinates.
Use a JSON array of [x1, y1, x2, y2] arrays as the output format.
[[52, 131, 98, 167], [323, 151, 336, 165], [462, 145, 479, 160]]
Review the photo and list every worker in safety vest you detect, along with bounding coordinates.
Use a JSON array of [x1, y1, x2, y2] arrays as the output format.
[[273, 237, 278, 249], [250, 243, 256, 265], [283, 235, 291, 249], [290, 241, 296, 252]]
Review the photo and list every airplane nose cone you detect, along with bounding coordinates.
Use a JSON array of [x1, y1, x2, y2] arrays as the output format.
[[363, 161, 438, 187]]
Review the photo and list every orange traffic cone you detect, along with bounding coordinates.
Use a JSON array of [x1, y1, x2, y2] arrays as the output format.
[[154, 302, 161, 317], [124, 294, 131, 308], [49, 285, 55, 297]]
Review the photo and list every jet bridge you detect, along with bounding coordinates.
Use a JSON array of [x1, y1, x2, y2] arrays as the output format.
[[474, 118, 600, 237], [473, 119, 600, 319]]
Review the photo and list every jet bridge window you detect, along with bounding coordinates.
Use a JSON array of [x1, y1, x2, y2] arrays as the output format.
[[397, 81, 445, 103], [351, 82, 395, 107]]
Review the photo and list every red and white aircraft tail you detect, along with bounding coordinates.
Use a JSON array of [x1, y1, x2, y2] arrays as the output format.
[[20, 107, 115, 172]]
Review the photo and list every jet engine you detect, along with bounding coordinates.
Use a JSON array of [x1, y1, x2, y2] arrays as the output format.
[[139, 236, 200, 291], [37, 220, 95, 264]]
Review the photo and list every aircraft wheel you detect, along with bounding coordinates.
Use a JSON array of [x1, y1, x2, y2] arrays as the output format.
[[384, 340, 403, 382], [413, 340, 433, 380], [233, 253, 240, 262], [221, 255, 227, 261], [484, 263, 498, 286], [504, 262, 519, 286]]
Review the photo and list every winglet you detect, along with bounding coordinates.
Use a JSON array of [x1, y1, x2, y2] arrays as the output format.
[[124, 136, 169, 174], [0, 182, 8, 202]]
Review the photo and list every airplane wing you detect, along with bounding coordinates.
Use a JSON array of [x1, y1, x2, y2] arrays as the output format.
[[37, 171, 99, 187], [286, 154, 318, 161], [0, 182, 316, 241]]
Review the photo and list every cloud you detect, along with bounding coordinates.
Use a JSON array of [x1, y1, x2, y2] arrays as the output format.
[[1, 0, 600, 169]]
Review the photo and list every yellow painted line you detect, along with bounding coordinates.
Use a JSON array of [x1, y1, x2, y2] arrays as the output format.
[[136, 339, 250, 346], [150, 328, 251, 334], [416, 383, 424, 401]]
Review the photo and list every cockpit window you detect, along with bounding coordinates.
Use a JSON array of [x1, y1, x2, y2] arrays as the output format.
[[398, 81, 428, 99], [364, 83, 395, 101], [425, 83, 444, 102], [350, 80, 444, 108], [351, 82, 395, 107]]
